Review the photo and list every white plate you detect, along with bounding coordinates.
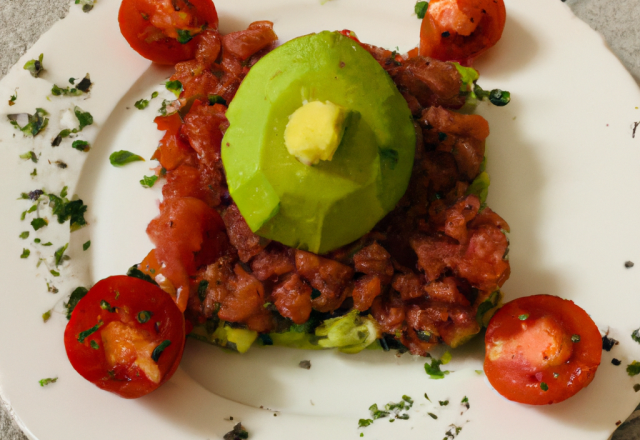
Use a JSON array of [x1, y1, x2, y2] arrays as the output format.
[[1, 0, 640, 439]]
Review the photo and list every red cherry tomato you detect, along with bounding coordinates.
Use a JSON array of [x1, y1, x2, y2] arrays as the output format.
[[118, 0, 219, 65], [484, 295, 602, 405], [64, 276, 185, 398], [419, 0, 506, 65]]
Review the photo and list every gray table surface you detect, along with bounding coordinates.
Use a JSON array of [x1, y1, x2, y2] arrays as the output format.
[[0, 0, 639, 439]]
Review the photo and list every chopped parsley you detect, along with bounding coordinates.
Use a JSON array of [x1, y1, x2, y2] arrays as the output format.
[[77, 321, 103, 343], [20, 151, 38, 162], [540, 382, 549, 391], [30, 168, 37, 177], [109, 150, 145, 167], [632, 328, 640, 343], [415, 1, 429, 19], [439, 400, 449, 406], [20, 248, 30, 259], [518, 314, 529, 320], [571, 334, 581, 343], [223, 423, 249, 440], [51, 75, 92, 97], [474, 84, 511, 106], [151, 340, 171, 362], [135, 99, 150, 110], [65, 286, 89, 319], [427, 412, 438, 420], [358, 419, 373, 428], [100, 300, 116, 313], [627, 361, 640, 377], [140, 174, 159, 188], [24, 54, 44, 78], [8, 108, 49, 136], [8, 89, 17, 106], [165, 80, 183, 98], [75, 106, 94, 130], [83, 240, 91, 251], [31, 218, 48, 231], [90, 340, 99, 350], [461, 396, 470, 410], [42, 310, 52, 322], [197, 280, 209, 302], [368, 403, 389, 420], [126, 264, 158, 285], [136, 310, 153, 323], [47, 187, 88, 231], [54, 243, 69, 266], [424, 352, 451, 379], [38, 377, 57, 387], [176, 29, 194, 44], [72, 140, 90, 152], [75, 0, 96, 13], [19, 231, 29, 239], [50, 270, 60, 277], [208, 94, 227, 106]]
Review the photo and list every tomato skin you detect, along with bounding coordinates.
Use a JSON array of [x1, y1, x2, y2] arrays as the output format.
[[419, 0, 506, 65], [64, 276, 185, 399], [484, 295, 602, 405], [118, 0, 219, 65]]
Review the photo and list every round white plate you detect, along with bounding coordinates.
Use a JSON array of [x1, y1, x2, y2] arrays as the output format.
[[1, 0, 640, 439]]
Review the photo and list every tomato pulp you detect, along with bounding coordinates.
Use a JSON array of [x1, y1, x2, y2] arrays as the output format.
[[484, 295, 602, 405], [419, 0, 506, 65], [64, 276, 186, 398], [118, 0, 219, 64]]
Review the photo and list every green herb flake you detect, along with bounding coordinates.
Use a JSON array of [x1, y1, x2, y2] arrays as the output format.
[[100, 300, 116, 313], [428, 412, 438, 420], [24, 54, 44, 78], [31, 168, 37, 177], [176, 29, 194, 44], [47, 188, 88, 231], [90, 340, 99, 350], [358, 419, 373, 428], [439, 400, 449, 406], [134, 99, 150, 110], [197, 280, 209, 302], [74, 106, 94, 130], [31, 218, 48, 230], [518, 314, 529, 321], [83, 240, 91, 251], [540, 382, 549, 391], [65, 286, 88, 319], [151, 340, 171, 362], [627, 361, 640, 377], [571, 334, 581, 343], [137, 310, 153, 324], [424, 392, 431, 402], [19, 231, 29, 239], [20, 151, 38, 163], [223, 423, 249, 440], [140, 174, 159, 188], [8, 108, 49, 136], [51, 84, 83, 97], [109, 150, 145, 167], [72, 140, 90, 152], [151, 91, 159, 99], [8, 89, 17, 106], [424, 357, 449, 379], [441, 350, 452, 365], [208, 94, 227, 106], [78, 321, 103, 343], [20, 248, 30, 258], [75, 0, 96, 13], [165, 80, 183, 98], [38, 377, 57, 387], [632, 328, 640, 343], [42, 310, 52, 322], [54, 243, 69, 266], [126, 264, 158, 285], [50, 270, 60, 277], [415, 1, 429, 19], [369, 403, 389, 420]]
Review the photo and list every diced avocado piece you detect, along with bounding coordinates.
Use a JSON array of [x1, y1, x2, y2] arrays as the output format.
[[189, 321, 257, 353], [222, 31, 415, 254], [315, 310, 380, 353], [284, 100, 349, 166]]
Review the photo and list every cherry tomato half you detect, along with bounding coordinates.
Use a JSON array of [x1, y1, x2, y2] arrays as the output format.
[[118, 0, 219, 65], [484, 295, 602, 405], [64, 276, 185, 398], [419, 0, 506, 65]]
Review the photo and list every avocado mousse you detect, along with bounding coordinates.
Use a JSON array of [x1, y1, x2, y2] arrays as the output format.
[[221, 31, 415, 254]]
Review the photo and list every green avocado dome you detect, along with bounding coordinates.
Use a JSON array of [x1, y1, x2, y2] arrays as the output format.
[[221, 31, 415, 254]]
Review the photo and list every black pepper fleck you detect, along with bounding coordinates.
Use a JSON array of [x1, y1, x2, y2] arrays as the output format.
[[612, 358, 622, 366], [625, 261, 634, 268], [441, 31, 451, 37], [602, 335, 619, 351], [299, 360, 311, 370]]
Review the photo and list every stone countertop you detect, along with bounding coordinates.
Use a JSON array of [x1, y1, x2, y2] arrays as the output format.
[[0, 0, 639, 439]]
